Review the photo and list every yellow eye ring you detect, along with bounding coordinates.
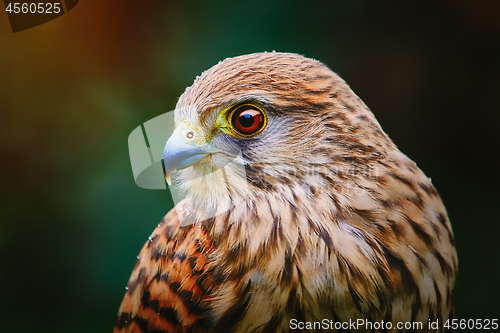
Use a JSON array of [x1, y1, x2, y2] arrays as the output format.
[[226, 103, 267, 138]]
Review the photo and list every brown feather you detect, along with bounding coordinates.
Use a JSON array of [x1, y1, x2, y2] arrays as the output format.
[[115, 52, 457, 332]]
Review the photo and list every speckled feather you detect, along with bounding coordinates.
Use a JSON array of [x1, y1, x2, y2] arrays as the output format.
[[115, 52, 457, 333]]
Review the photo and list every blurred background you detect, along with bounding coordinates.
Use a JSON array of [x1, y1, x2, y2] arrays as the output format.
[[0, 1, 498, 332]]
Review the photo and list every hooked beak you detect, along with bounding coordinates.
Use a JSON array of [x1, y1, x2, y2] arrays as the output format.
[[161, 130, 212, 186], [162, 125, 243, 186]]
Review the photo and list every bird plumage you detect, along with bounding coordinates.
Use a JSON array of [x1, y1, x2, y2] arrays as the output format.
[[115, 52, 457, 332]]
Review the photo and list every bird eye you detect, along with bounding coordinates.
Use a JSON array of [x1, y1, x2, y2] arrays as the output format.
[[230, 105, 266, 136]]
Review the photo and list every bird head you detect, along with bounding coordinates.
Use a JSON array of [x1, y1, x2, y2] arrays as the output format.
[[162, 52, 394, 221]]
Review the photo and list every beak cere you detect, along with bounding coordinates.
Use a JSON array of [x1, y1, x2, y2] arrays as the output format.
[[162, 124, 243, 187], [161, 129, 210, 186]]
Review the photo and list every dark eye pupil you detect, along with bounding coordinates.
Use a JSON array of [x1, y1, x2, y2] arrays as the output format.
[[239, 113, 254, 128], [231, 106, 265, 135]]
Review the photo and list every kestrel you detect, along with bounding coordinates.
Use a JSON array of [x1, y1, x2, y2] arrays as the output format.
[[115, 52, 457, 332]]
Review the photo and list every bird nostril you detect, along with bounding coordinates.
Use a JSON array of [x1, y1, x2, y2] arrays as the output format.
[[186, 131, 194, 139]]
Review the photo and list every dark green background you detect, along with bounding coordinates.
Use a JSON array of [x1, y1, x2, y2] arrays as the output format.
[[1, 1, 498, 332]]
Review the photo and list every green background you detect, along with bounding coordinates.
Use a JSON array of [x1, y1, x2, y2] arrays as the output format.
[[1, 1, 498, 332]]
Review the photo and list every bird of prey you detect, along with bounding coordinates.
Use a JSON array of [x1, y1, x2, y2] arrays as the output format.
[[115, 52, 457, 333]]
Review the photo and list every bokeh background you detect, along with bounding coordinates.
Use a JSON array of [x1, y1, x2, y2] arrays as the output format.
[[1, 1, 498, 332]]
